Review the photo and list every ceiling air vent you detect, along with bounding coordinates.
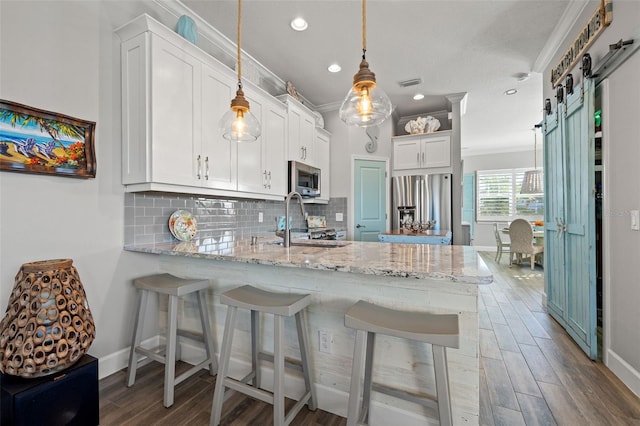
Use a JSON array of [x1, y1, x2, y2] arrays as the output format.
[[398, 78, 422, 88]]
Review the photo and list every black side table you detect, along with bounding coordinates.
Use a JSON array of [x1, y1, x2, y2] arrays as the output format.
[[1, 354, 99, 426]]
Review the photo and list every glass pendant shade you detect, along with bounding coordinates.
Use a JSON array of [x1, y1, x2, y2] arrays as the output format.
[[220, 88, 261, 142], [221, 0, 260, 142], [339, 61, 392, 127], [520, 169, 544, 194], [339, 0, 392, 128]]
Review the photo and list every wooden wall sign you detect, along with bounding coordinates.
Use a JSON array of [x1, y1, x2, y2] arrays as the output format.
[[550, 0, 613, 87]]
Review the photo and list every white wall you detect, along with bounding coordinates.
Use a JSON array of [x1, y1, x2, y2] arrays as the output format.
[[542, 0, 640, 395], [325, 109, 393, 199], [462, 149, 538, 248], [0, 0, 175, 375]]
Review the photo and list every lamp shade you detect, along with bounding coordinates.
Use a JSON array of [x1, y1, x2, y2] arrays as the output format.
[[520, 169, 544, 194], [339, 56, 392, 128], [220, 106, 261, 142], [339, 82, 392, 127]]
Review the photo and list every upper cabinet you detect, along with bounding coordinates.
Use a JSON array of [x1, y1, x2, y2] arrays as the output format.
[[116, 14, 287, 200], [237, 92, 287, 197], [315, 128, 331, 202], [279, 95, 317, 166], [392, 131, 452, 172]]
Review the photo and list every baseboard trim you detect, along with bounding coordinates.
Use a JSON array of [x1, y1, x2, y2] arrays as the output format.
[[606, 348, 640, 398], [97, 335, 161, 379]]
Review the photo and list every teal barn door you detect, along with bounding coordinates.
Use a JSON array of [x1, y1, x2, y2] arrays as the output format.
[[544, 78, 597, 359]]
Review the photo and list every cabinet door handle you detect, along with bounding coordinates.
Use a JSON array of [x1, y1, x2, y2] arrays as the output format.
[[196, 154, 202, 180], [303, 146, 307, 160], [300, 147, 304, 160], [422, 152, 425, 163], [268, 171, 272, 189], [205, 156, 209, 180], [417, 152, 420, 164]]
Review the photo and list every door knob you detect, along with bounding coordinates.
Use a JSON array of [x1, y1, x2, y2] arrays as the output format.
[[356, 224, 366, 229]]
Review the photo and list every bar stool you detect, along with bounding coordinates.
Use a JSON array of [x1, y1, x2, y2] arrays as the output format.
[[210, 285, 317, 426], [127, 273, 217, 407], [345, 300, 459, 426]]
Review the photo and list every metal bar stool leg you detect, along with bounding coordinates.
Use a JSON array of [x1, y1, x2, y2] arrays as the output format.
[[433, 344, 453, 426], [163, 294, 179, 407], [295, 309, 317, 411], [251, 310, 260, 388], [360, 331, 376, 424], [196, 289, 217, 375], [127, 289, 148, 387], [210, 306, 238, 426], [347, 329, 367, 426], [273, 314, 285, 425]]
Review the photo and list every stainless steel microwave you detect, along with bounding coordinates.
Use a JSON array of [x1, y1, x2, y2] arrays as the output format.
[[289, 161, 320, 197]]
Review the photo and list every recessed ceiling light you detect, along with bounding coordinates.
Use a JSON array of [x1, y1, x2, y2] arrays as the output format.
[[413, 93, 425, 100], [290, 17, 308, 31], [328, 63, 342, 73], [504, 89, 518, 95]]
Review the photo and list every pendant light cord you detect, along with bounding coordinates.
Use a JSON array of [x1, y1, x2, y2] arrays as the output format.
[[237, 0, 242, 88], [361, 0, 367, 59]]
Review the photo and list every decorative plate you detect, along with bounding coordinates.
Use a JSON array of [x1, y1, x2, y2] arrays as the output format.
[[169, 210, 197, 242]]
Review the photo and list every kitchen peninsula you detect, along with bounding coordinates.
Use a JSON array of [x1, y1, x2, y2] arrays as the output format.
[[125, 239, 491, 425]]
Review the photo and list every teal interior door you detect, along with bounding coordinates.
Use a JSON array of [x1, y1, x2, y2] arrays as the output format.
[[544, 78, 597, 360], [354, 159, 387, 241]]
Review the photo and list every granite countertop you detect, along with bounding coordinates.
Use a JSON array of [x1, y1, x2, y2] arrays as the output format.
[[125, 237, 492, 285]]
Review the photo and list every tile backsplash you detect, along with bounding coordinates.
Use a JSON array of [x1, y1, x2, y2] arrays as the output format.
[[124, 192, 347, 245]]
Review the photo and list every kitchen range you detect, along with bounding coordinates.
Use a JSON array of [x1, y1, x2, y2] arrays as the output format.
[[278, 215, 346, 241]]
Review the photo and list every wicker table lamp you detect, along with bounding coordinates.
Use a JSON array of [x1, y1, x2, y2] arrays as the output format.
[[0, 259, 95, 377]]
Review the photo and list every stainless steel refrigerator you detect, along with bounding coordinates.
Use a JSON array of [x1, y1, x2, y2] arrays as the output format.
[[392, 174, 452, 231]]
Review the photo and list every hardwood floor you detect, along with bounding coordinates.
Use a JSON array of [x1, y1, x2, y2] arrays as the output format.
[[99, 251, 640, 425], [478, 251, 640, 426]]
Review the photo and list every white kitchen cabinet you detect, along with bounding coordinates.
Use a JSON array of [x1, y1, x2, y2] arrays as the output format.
[[315, 128, 331, 202], [117, 14, 286, 200], [279, 95, 317, 166], [201, 62, 237, 190], [392, 132, 451, 171], [237, 92, 287, 197]]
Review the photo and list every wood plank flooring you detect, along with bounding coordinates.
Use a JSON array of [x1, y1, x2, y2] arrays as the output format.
[[99, 251, 640, 425], [478, 251, 640, 426]]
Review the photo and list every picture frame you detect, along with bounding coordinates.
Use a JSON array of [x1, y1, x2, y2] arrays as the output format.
[[0, 99, 96, 178]]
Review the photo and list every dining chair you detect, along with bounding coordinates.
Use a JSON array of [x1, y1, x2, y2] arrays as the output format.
[[509, 219, 544, 270], [493, 223, 510, 263]]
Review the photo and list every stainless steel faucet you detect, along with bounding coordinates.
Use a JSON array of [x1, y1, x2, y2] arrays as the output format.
[[284, 191, 306, 247]]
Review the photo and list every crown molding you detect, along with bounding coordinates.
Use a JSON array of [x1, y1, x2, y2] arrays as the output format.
[[533, 1, 591, 73], [152, 0, 317, 108]]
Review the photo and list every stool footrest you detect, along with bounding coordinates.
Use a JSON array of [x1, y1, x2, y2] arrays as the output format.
[[135, 346, 166, 364], [175, 359, 214, 386], [258, 351, 304, 373], [284, 391, 313, 424], [224, 377, 274, 405], [372, 382, 438, 410], [177, 329, 205, 342]]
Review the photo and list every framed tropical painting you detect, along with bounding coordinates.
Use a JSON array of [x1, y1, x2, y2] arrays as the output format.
[[0, 100, 96, 178]]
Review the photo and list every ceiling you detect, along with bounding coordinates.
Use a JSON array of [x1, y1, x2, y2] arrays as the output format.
[[182, 0, 575, 155]]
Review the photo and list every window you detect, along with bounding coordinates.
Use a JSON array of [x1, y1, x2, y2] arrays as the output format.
[[476, 168, 544, 221]]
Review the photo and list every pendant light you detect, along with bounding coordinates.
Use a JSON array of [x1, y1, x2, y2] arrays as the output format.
[[520, 126, 544, 194], [220, 0, 261, 142], [339, 0, 392, 127]]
